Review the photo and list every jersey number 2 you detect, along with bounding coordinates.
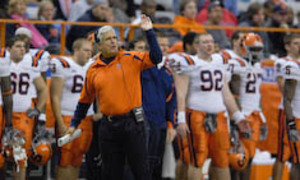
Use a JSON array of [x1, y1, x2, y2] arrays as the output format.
[[246, 72, 256, 93]]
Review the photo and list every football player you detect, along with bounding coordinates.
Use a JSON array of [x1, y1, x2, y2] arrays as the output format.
[[50, 38, 94, 180], [6, 36, 48, 179], [168, 33, 251, 180], [228, 32, 267, 180]]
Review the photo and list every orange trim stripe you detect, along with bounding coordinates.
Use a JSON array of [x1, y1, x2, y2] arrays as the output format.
[[166, 84, 174, 103], [234, 58, 246, 67], [32, 57, 38, 67], [221, 50, 231, 64], [178, 54, 195, 65], [185, 56, 195, 65], [57, 57, 70, 68], [289, 59, 300, 65], [0, 48, 5, 57], [35, 49, 45, 60]]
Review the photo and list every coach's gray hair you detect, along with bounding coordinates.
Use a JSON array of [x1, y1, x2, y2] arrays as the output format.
[[96, 26, 115, 43]]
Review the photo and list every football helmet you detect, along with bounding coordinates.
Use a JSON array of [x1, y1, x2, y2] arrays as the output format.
[[228, 142, 249, 171], [29, 131, 52, 166], [241, 33, 264, 62], [1, 128, 25, 161]]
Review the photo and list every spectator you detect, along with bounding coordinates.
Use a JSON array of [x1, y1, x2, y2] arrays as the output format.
[[286, 6, 294, 27], [36, 1, 60, 44], [204, 1, 231, 49], [127, 0, 180, 45], [196, 0, 237, 38], [239, 2, 271, 57], [173, 0, 205, 37], [8, 0, 48, 48], [66, 0, 109, 52], [196, 0, 238, 16], [53, 0, 74, 20], [68, 0, 95, 22], [108, 0, 136, 18], [296, 11, 300, 28], [0, 0, 10, 18], [266, 3, 289, 57], [263, 0, 277, 22], [0, 0, 9, 10]]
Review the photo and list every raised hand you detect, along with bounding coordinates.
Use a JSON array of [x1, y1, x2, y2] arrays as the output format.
[[140, 14, 153, 31]]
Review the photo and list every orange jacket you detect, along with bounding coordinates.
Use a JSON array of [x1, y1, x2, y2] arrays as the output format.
[[173, 15, 206, 37]]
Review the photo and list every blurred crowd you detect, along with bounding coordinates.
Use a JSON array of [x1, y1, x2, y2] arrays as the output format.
[[0, 0, 299, 57]]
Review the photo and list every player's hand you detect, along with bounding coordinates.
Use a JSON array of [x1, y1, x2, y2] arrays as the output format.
[[92, 113, 103, 122], [230, 121, 239, 146], [140, 14, 153, 31], [237, 119, 252, 139], [176, 123, 189, 138], [287, 120, 300, 142], [288, 129, 300, 142], [166, 127, 177, 143], [65, 127, 76, 137], [57, 124, 68, 137], [259, 123, 268, 141], [26, 108, 40, 118]]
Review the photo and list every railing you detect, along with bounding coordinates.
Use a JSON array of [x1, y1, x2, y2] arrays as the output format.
[[0, 19, 299, 55]]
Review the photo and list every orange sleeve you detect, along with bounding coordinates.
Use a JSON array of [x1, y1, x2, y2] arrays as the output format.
[[130, 51, 154, 71], [79, 68, 96, 104], [168, 41, 184, 53]]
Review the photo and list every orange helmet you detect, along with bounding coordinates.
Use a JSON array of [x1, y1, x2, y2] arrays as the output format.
[[241, 33, 264, 59], [30, 134, 52, 166], [228, 142, 249, 171]]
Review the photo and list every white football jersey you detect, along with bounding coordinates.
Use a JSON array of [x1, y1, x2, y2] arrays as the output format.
[[283, 59, 300, 118], [0, 48, 11, 106], [29, 49, 51, 72], [275, 56, 291, 109], [0, 48, 11, 77], [167, 53, 227, 113], [10, 59, 41, 112], [23, 49, 50, 98], [50, 57, 94, 116], [228, 58, 263, 115]]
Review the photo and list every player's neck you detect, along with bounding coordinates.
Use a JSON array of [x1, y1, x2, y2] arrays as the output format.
[[11, 57, 22, 64], [233, 48, 243, 57], [288, 53, 299, 60], [72, 56, 85, 66], [197, 53, 211, 62]]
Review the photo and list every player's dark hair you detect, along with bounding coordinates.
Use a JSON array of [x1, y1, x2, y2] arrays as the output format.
[[183, 32, 198, 51], [284, 33, 300, 45], [6, 36, 25, 48]]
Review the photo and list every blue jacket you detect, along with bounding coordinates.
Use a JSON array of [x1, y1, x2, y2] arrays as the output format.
[[141, 66, 176, 129]]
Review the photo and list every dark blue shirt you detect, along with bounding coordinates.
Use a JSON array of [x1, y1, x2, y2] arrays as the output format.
[[141, 66, 176, 129]]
